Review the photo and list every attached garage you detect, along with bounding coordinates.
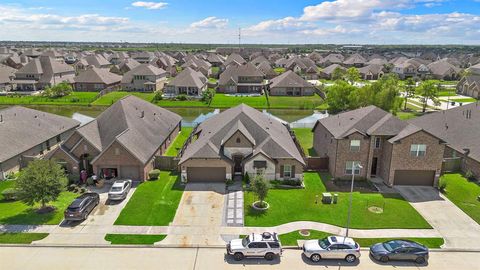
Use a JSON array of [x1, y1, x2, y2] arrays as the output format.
[[187, 167, 226, 182], [120, 166, 141, 180], [394, 170, 435, 186]]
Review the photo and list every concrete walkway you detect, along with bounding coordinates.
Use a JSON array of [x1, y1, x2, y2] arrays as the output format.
[[225, 181, 243, 226], [396, 186, 480, 249]]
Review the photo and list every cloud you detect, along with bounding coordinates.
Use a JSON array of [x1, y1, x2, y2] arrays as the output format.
[[244, 17, 314, 36], [190, 16, 228, 29], [131, 1, 168, 10]]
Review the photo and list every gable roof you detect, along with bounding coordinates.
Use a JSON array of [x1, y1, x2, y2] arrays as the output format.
[[76, 95, 182, 164], [270, 70, 313, 88], [179, 104, 305, 165], [0, 106, 80, 163], [74, 67, 122, 84], [168, 67, 207, 88], [121, 64, 166, 84]]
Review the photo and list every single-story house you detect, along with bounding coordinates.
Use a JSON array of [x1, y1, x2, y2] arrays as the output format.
[[73, 67, 122, 92], [269, 70, 316, 96], [164, 67, 207, 97]]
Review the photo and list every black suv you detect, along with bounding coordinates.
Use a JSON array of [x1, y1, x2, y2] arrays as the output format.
[[64, 193, 100, 222]]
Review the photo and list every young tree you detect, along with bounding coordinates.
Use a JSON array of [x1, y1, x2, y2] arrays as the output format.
[[15, 159, 67, 210], [331, 67, 346, 81], [43, 81, 73, 98], [326, 80, 359, 114], [416, 80, 440, 113], [403, 78, 416, 110], [251, 175, 269, 208], [345, 67, 360, 85]]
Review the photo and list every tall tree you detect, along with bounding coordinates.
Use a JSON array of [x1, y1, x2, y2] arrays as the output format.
[[15, 159, 67, 209], [251, 175, 269, 208], [326, 80, 359, 114], [331, 67, 346, 81], [403, 78, 416, 110], [416, 80, 440, 113], [43, 81, 73, 98], [345, 67, 360, 85]]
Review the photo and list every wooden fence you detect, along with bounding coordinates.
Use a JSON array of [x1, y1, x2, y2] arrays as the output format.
[[306, 157, 329, 171], [154, 156, 179, 171]]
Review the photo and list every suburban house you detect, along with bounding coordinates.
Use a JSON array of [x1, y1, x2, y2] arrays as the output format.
[[269, 70, 316, 96], [457, 63, 480, 99], [217, 63, 266, 94], [343, 54, 366, 67], [409, 103, 480, 178], [392, 58, 431, 79], [427, 59, 462, 81], [223, 53, 247, 67], [73, 67, 122, 92], [359, 64, 386, 80], [178, 104, 306, 182], [318, 54, 344, 67], [84, 54, 111, 69], [319, 64, 345, 79], [0, 64, 16, 91], [110, 58, 141, 75], [164, 67, 207, 97], [181, 57, 212, 77], [48, 95, 182, 180], [121, 64, 168, 92], [0, 106, 80, 179], [257, 61, 277, 80], [13, 55, 75, 91], [312, 105, 445, 186]]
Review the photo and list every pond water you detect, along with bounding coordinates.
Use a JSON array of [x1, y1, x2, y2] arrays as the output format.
[[0, 105, 320, 127]]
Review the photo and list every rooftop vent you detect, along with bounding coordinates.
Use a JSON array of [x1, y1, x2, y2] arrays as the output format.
[[0, 114, 2, 123], [140, 111, 144, 118]]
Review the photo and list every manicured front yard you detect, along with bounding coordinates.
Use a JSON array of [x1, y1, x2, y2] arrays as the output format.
[[292, 128, 317, 156], [396, 110, 423, 120], [0, 180, 77, 225], [210, 93, 268, 108], [279, 230, 443, 248], [440, 173, 480, 224], [104, 234, 166, 245], [114, 171, 184, 226], [439, 97, 477, 103], [269, 94, 325, 110], [0, 92, 98, 105], [0, 233, 49, 244], [154, 99, 209, 107], [92, 92, 155, 106], [165, 127, 193, 156], [244, 172, 431, 229]]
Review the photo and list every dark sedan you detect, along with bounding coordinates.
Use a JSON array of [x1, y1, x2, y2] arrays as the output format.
[[370, 240, 429, 264], [64, 193, 100, 222]]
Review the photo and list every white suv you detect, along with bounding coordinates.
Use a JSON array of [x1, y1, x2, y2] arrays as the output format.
[[226, 232, 282, 261]]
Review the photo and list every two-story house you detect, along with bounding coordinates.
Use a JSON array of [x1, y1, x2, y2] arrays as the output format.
[[121, 64, 168, 92], [179, 104, 306, 182], [217, 63, 266, 94], [313, 106, 445, 187]]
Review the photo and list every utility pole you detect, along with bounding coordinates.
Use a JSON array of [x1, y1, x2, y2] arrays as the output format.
[[238, 28, 241, 49]]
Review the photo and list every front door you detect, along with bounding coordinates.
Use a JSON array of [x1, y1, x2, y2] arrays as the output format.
[[233, 155, 243, 175], [371, 157, 378, 176]]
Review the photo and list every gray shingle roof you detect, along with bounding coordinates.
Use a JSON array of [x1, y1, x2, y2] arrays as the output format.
[[270, 70, 313, 88], [168, 67, 206, 88], [121, 64, 166, 84], [74, 67, 122, 84], [77, 95, 182, 164], [179, 104, 305, 165], [0, 106, 80, 163]]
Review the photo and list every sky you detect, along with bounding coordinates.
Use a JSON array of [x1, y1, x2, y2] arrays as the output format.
[[0, 0, 479, 44]]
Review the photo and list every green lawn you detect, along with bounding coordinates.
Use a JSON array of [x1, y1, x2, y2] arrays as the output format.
[[0, 180, 77, 225], [208, 78, 218, 84], [269, 94, 325, 110], [210, 93, 268, 108], [92, 92, 155, 106], [154, 99, 209, 107], [0, 233, 49, 244], [396, 110, 423, 120], [114, 171, 184, 226], [437, 90, 458, 97], [165, 127, 193, 156], [104, 234, 166, 245], [292, 128, 316, 156], [440, 173, 480, 224], [211, 66, 220, 74], [274, 67, 286, 74], [440, 97, 477, 103], [278, 230, 443, 248], [0, 92, 98, 105], [244, 172, 431, 229]]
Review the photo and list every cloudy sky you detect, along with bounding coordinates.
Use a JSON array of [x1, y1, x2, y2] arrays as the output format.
[[0, 0, 479, 44]]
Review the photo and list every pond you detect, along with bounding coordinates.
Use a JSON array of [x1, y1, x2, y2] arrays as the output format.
[[0, 105, 320, 127]]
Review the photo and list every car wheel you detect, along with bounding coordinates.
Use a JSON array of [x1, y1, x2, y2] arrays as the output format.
[[83, 212, 88, 220], [310, 254, 321, 262], [264, 253, 274, 261], [380, 256, 389, 263], [415, 256, 426, 264], [233, 253, 244, 261], [345, 254, 356, 263]]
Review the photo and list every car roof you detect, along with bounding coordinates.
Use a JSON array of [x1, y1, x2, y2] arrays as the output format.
[[328, 236, 356, 246], [389, 240, 427, 249], [70, 194, 96, 207], [113, 180, 130, 186], [249, 232, 279, 242]]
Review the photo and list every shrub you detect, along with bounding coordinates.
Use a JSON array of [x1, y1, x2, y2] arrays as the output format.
[[153, 91, 163, 102], [148, 169, 161, 180], [465, 170, 476, 181], [244, 173, 250, 185], [80, 187, 87, 194], [1, 188, 19, 201], [176, 94, 187, 101], [70, 97, 80, 103], [67, 184, 78, 192], [282, 179, 302, 186], [68, 173, 80, 184], [86, 177, 94, 186]]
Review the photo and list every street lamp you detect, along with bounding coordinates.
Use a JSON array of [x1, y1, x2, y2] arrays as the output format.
[[345, 162, 363, 238]]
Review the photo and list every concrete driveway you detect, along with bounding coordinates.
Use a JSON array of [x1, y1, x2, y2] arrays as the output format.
[[396, 186, 480, 249], [34, 182, 137, 245], [161, 182, 226, 247]]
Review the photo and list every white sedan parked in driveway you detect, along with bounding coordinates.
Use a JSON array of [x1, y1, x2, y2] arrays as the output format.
[[108, 179, 132, 201], [303, 236, 360, 263]]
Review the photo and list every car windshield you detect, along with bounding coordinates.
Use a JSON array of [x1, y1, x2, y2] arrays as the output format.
[[111, 186, 123, 192], [383, 241, 402, 252], [67, 206, 80, 211], [242, 236, 251, 247], [318, 238, 331, 249]]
